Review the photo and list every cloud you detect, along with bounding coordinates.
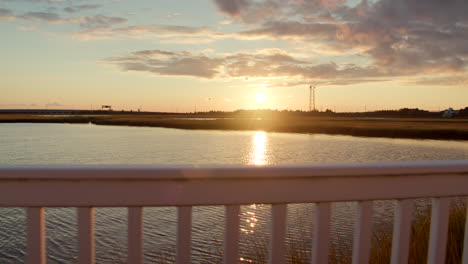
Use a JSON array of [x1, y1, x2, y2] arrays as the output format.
[[104, 49, 224, 78], [238, 21, 337, 40], [131, 50, 178, 57], [212, 0, 249, 16], [114, 24, 210, 36], [0, 0, 65, 2], [104, 48, 386, 84], [74, 24, 222, 40], [271, 78, 390, 87], [64, 5, 101, 13], [338, 0, 468, 73], [411, 75, 468, 86], [0, 8, 11, 16], [106, 45, 467, 86], [19, 11, 62, 22], [211, 0, 344, 23], [79, 15, 127, 30], [2, 7, 223, 42], [211, 0, 468, 78], [4, 0, 467, 85], [0, 8, 14, 19], [5, 0, 66, 2], [159, 37, 219, 44], [16, 11, 86, 24], [8, 10, 130, 33]]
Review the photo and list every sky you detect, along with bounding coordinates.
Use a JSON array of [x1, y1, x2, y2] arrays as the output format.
[[1, 0, 467, 112]]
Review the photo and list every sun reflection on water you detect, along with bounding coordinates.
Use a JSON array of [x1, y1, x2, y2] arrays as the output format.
[[249, 131, 268, 165], [240, 204, 259, 234]]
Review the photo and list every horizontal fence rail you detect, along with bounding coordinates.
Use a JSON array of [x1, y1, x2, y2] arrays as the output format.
[[1, 160, 468, 263]]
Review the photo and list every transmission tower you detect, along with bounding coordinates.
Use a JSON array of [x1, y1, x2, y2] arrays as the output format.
[[309, 85, 316, 111]]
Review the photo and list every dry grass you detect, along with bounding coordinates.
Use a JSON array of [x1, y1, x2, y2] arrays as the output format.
[[337, 201, 465, 264], [234, 201, 466, 264], [1, 113, 468, 140], [80, 201, 465, 263]]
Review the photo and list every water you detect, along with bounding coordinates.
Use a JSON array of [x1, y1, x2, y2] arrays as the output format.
[[2, 123, 468, 165], [1, 123, 468, 263]]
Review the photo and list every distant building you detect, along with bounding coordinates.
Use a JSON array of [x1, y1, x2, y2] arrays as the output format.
[[101, 105, 112, 111], [443, 108, 459, 118]]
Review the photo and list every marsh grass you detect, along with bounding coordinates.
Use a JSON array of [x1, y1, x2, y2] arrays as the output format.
[[119, 200, 465, 263], [368, 200, 466, 264], [235, 200, 466, 264], [1, 114, 468, 140]]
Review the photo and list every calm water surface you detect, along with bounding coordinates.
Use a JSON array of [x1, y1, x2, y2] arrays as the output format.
[[1, 123, 468, 263]]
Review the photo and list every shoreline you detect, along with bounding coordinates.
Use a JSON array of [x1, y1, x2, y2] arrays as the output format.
[[1, 114, 468, 141]]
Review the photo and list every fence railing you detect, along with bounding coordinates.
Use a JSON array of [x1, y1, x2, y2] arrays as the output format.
[[1, 161, 468, 264]]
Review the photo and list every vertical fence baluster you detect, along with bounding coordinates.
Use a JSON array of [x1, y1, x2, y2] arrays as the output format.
[[177, 206, 192, 264], [352, 201, 373, 264], [128, 207, 144, 264], [27, 207, 46, 264], [312, 202, 331, 264], [427, 198, 450, 264], [224, 205, 240, 264], [78, 207, 95, 264], [462, 197, 468, 264], [390, 199, 413, 264], [269, 204, 287, 264]]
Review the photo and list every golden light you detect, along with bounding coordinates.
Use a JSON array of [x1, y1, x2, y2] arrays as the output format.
[[249, 131, 268, 165], [240, 204, 259, 235], [255, 93, 266, 104]]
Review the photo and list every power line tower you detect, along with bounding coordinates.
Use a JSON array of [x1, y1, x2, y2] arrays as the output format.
[[309, 85, 316, 111]]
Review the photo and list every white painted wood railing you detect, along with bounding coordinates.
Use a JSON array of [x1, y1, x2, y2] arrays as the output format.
[[1, 161, 468, 264]]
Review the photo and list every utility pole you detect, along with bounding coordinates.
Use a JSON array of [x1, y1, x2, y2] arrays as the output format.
[[309, 85, 316, 111]]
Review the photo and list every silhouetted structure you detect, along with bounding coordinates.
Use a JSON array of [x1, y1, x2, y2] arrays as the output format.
[[309, 85, 316, 111]]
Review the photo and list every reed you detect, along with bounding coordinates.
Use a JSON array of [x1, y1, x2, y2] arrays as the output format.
[[123, 200, 465, 263], [1, 114, 468, 140], [369, 200, 466, 264], [236, 200, 466, 264]]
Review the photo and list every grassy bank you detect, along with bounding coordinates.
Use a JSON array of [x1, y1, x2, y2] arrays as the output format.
[[1, 114, 468, 140]]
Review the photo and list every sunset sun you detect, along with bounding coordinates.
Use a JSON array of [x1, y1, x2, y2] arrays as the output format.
[[256, 93, 266, 104]]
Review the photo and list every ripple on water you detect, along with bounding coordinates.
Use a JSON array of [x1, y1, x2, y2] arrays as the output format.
[[1, 124, 468, 262]]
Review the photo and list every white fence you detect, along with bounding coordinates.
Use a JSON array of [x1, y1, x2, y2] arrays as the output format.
[[1, 161, 468, 264]]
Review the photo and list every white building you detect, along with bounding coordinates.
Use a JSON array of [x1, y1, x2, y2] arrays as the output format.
[[442, 108, 459, 117]]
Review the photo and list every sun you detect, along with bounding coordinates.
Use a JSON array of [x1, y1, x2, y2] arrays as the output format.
[[255, 93, 266, 104]]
